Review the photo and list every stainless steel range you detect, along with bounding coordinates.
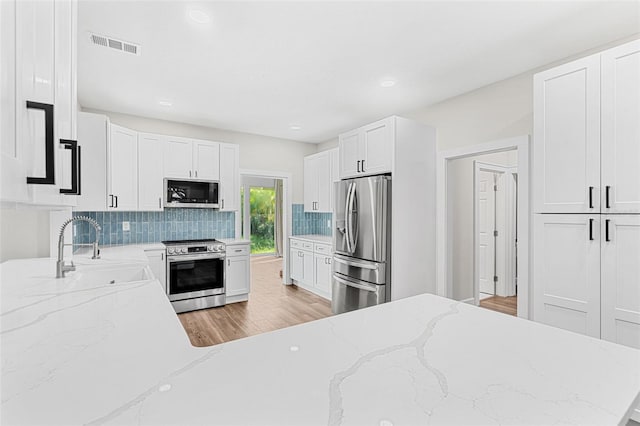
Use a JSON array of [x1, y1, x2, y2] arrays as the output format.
[[162, 239, 226, 313]]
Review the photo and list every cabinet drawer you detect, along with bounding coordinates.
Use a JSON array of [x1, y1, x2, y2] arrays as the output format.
[[227, 245, 249, 257], [290, 238, 303, 249], [302, 241, 314, 250], [314, 243, 331, 254]]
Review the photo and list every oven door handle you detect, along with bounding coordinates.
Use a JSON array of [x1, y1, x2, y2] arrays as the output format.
[[167, 254, 226, 262]]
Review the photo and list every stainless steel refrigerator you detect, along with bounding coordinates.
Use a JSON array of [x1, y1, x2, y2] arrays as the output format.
[[332, 175, 391, 314]]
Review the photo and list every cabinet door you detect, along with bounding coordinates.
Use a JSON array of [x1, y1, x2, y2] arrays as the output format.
[[302, 250, 314, 286], [138, 133, 164, 211], [533, 55, 601, 213], [339, 130, 360, 179], [601, 40, 640, 214], [361, 118, 393, 177], [0, 0, 28, 202], [226, 255, 250, 297], [601, 215, 640, 349], [290, 247, 303, 282], [303, 155, 317, 212], [164, 137, 192, 178], [533, 214, 601, 337], [316, 151, 331, 212], [144, 249, 166, 290], [314, 254, 332, 296], [108, 125, 138, 210], [193, 140, 220, 180], [75, 112, 107, 210], [329, 148, 339, 212], [219, 143, 239, 211]]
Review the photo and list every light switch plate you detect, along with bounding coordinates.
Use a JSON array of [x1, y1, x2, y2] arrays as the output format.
[[327, 220, 331, 228], [122, 221, 130, 231]]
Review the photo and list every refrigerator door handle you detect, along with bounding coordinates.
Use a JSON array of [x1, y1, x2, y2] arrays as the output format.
[[345, 182, 354, 253], [333, 256, 377, 270], [333, 274, 377, 293], [347, 183, 358, 252]]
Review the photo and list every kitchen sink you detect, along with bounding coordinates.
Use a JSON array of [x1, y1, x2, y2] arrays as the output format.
[[73, 264, 153, 286]]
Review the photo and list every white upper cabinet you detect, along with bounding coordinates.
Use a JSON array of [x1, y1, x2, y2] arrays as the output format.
[[304, 149, 337, 213], [163, 138, 220, 180], [533, 54, 601, 214], [534, 39, 640, 214], [75, 112, 108, 211], [138, 133, 164, 211], [600, 215, 640, 349], [164, 137, 192, 179], [533, 214, 601, 338], [193, 140, 220, 180], [339, 117, 393, 179], [108, 124, 138, 210], [219, 143, 239, 211], [1, 0, 78, 206], [601, 40, 640, 214], [339, 130, 360, 179]]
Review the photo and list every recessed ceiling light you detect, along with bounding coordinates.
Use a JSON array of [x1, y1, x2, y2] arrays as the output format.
[[290, 345, 300, 352], [380, 79, 397, 88], [188, 9, 211, 24], [158, 100, 172, 107], [290, 125, 302, 131]]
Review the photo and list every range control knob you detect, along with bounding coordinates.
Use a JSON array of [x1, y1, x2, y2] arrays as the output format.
[[167, 248, 175, 255], [181, 247, 188, 254], [217, 244, 225, 252], [207, 245, 214, 251]]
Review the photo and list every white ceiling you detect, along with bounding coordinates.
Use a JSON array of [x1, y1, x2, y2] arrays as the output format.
[[77, 1, 639, 143]]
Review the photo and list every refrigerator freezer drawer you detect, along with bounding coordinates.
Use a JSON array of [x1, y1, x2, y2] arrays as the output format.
[[332, 273, 386, 314], [333, 253, 386, 285]]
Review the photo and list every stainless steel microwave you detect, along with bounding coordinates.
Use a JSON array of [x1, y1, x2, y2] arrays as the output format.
[[164, 178, 220, 208]]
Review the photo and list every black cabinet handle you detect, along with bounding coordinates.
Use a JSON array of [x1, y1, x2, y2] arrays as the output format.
[[59, 140, 80, 195], [361, 159, 365, 172], [588, 186, 593, 209], [605, 219, 611, 242], [357, 160, 361, 173], [114, 195, 118, 208], [605, 186, 611, 209], [26, 101, 55, 185], [589, 218, 594, 241], [109, 194, 114, 208]]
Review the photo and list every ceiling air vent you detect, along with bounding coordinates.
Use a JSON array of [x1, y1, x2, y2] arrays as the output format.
[[89, 33, 140, 56]]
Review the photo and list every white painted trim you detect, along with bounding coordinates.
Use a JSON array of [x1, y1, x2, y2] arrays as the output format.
[[459, 297, 476, 305], [239, 169, 293, 285], [437, 135, 530, 319]]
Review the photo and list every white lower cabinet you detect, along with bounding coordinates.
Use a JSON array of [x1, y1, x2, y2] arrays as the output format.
[[534, 214, 640, 349], [226, 242, 250, 302], [144, 248, 166, 291], [289, 237, 332, 300], [601, 215, 640, 349]]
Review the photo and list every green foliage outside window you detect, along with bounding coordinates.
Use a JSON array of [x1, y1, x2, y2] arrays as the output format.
[[250, 187, 275, 254]]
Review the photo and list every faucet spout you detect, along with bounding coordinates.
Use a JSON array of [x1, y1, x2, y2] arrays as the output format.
[[56, 216, 101, 278]]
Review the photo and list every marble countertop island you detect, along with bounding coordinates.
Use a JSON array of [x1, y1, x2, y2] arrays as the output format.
[[2, 247, 639, 425]]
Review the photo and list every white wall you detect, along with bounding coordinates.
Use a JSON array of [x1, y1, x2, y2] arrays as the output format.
[[0, 207, 50, 262], [82, 108, 316, 204], [448, 151, 517, 301]]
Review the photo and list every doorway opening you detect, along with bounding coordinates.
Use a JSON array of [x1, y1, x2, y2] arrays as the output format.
[[239, 170, 292, 287], [474, 161, 518, 316], [436, 136, 530, 319]]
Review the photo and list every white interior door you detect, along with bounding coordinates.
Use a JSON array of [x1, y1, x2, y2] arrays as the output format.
[[477, 169, 496, 296], [601, 215, 640, 349], [533, 214, 601, 338]]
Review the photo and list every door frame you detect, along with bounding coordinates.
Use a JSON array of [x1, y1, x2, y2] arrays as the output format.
[[473, 161, 518, 305], [239, 169, 292, 285], [436, 135, 530, 319]]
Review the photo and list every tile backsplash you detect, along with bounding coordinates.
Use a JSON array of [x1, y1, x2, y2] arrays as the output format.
[[292, 204, 332, 236], [74, 204, 330, 246], [73, 210, 235, 246]]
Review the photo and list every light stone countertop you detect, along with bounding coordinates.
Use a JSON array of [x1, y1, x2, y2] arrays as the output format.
[[290, 234, 333, 245], [1, 246, 639, 425]]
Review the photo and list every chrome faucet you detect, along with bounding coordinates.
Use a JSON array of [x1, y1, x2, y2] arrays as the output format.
[[56, 216, 101, 278]]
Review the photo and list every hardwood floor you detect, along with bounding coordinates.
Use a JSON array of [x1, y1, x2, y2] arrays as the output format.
[[178, 256, 332, 347], [479, 295, 517, 316]]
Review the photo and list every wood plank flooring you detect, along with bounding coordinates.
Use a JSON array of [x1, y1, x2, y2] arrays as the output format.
[[178, 256, 332, 347], [479, 295, 517, 316]]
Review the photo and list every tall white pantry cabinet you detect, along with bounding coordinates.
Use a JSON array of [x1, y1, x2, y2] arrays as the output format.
[[533, 40, 640, 351]]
